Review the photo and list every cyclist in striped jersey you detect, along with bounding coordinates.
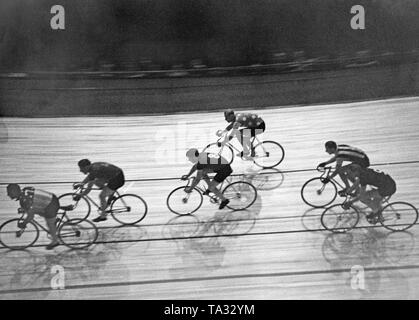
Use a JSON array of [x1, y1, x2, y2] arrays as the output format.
[[6, 184, 60, 250], [318, 141, 370, 196]]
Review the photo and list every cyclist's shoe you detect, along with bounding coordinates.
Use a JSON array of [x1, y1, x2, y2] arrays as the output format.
[[203, 189, 211, 196], [46, 241, 59, 250], [338, 189, 348, 197], [219, 199, 230, 209], [93, 215, 107, 223], [366, 212, 380, 224]]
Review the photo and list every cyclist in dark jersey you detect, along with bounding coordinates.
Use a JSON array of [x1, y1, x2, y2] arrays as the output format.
[[318, 141, 370, 196], [182, 148, 233, 209], [6, 184, 60, 250], [219, 109, 266, 159], [342, 164, 396, 221], [76, 159, 125, 222]]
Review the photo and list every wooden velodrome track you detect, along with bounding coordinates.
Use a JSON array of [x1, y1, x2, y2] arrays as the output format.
[[1, 96, 419, 299]]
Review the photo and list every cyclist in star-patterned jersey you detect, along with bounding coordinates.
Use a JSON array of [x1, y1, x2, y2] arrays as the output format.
[[182, 148, 233, 209], [219, 109, 266, 159], [6, 184, 60, 250]]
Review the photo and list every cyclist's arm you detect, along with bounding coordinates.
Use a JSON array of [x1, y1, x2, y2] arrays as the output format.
[[79, 180, 94, 196], [189, 169, 204, 189], [20, 208, 35, 228], [224, 122, 235, 132], [184, 164, 198, 179], [329, 158, 342, 179]]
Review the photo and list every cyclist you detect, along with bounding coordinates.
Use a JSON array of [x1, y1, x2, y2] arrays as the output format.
[[182, 148, 232, 209], [76, 159, 125, 222], [6, 184, 60, 250], [218, 109, 266, 159], [342, 164, 396, 222], [318, 141, 370, 196]]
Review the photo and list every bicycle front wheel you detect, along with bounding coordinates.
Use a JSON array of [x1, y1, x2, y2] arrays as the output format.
[[203, 143, 234, 165], [253, 141, 285, 168], [0, 219, 39, 250], [110, 194, 148, 225], [223, 181, 257, 211], [301, 177, 338, 208], [58, 218, 98, 249], [380, 202, 419, 231], [167, 186, 203, 215], [321, 204, 360, 233], [58, 193, 91, 221]]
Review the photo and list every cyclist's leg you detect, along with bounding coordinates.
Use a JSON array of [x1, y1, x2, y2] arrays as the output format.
[[208, 166, 232, 201], [360, 188, 382, 214], [99, 187, 115, 215], [251, 122, 266, 156], [338, 164, 351, 192], [44, 196, 60, 248], [102, 171, 125, 213]]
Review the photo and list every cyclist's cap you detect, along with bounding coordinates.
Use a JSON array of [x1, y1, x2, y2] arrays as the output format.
[[78, 159, 91, 168], [224, 109, 234, 117], [325, 141, 337, 149], [186, 148, 199, 158], [6, 183, 20, 194]]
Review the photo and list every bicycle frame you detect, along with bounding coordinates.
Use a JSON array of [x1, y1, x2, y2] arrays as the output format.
[[184, 175, 232, 195], [318, 166, 346, 190], [215, 133, 263, 154], [18, 209, 67, 237], [73, 185, 127, 213]]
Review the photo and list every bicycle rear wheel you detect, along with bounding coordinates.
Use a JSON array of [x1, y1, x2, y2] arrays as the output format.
[[253, 141, 285, 168], [203, 143, 234, 165], [110, 194, 148, 225], [222, 181, 257, 211], [321, 204, 360, 233], [301, 177, 338, 208], [57, 193, 91, 221], [167, 186, 203, 215], [58, 218, 98, 249], [0, 219, 39, 250], [380, 202, 418, 231]]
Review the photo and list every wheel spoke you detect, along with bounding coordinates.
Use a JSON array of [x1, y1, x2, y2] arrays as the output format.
[[167, 187, 203, 215], [223, 182, 257, 210], [111, 194, 148, 225], [57, 193, 90, 221], [58, 218, 97, 249], [0, 219, 39, 250], [253, 141, 284, 168], [321, 204, 359, 233], [301, 177, 337, 208], [380, 202, 418, 231]]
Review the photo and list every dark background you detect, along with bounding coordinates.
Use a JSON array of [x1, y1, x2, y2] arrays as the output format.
[[1, 0, 418, 72]]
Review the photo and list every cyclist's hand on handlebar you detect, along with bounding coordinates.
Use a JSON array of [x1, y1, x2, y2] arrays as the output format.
[[342, 202, 351, 210], [318, 162, 327, 168], [216, 130, 225, 137], [17, 221, 26, 229], [73, 183, 83, 189], [181, 175, 189, 181]]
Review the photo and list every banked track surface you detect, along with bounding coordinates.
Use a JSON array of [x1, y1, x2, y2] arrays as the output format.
[[0, 97, 419, 299]]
